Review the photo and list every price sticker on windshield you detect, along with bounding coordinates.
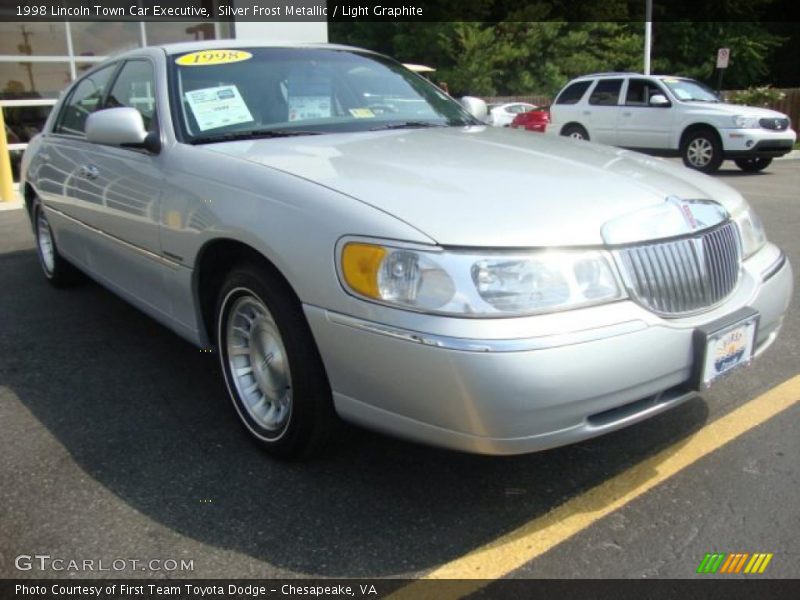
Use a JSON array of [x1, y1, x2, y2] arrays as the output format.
[[176, 50, 253, 66]]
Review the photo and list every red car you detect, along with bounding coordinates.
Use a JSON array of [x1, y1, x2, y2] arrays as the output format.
[[510, 106, 550, 132]]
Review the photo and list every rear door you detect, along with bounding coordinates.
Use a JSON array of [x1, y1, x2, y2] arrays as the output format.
[[550, 80, 592, 133], [585, 78, 623, 144], [616, 78, 673, 149]]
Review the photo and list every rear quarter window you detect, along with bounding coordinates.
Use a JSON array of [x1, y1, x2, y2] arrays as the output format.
[[555, 81, 591, 105]]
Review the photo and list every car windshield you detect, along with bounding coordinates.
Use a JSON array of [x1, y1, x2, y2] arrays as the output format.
[[170, 47, 476, 143], [660, 78, 720, 102]]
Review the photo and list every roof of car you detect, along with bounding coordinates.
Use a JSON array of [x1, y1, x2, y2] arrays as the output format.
[[577, 72, 643, 78], [574, 72, 693, 81], [157, 39, 368, 56]]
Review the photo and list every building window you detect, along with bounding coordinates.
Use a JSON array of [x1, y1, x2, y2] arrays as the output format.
[[70, 22, 140, 58], [1, 62, 71, 99], [0, 23, 68, 56]]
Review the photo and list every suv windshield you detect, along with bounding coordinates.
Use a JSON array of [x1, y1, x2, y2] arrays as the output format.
[[170, 47, 475, 143], [660, 78, 719, 102]]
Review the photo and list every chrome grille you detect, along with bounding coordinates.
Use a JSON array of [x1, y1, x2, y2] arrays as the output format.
[[759, 117, 789, 131], [617, 222, 741, 315]]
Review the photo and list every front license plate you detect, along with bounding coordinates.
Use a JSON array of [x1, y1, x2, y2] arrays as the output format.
[[693, 308, 759, 390]]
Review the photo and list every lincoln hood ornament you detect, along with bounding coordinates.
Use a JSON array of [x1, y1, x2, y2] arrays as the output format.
[[601, 198, 729, 245]]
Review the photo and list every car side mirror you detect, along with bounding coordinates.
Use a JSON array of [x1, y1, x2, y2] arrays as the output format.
[[86, 107, 161, 153], [460, 96, 488, 121], [649, 94, 670, 107]]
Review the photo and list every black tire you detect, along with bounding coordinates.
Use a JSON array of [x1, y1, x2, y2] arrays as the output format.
[[561, 124, 590, 141], [32, 198, 83, 288], [681, 128, 723, 173], [734, 157, 772, 172], [215, 263, 334, 459]]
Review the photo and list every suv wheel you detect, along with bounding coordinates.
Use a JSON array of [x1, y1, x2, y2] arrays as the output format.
[[562, 124, 590, 141], [734, 157, 772, 173], [216, 263, 334, 459], [681, 129, 723, 173]]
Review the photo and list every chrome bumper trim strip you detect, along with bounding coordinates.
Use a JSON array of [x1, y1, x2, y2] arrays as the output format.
[[761, 251, 787, 282], [325, 311, 648, 353], [44, 204, 183, 270]]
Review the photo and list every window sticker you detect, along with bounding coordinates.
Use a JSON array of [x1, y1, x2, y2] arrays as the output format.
[[184, 85, 254, 131], [349, 108, 376, 118], [288, 96, 331, 122], [176, 50, 252, 66]]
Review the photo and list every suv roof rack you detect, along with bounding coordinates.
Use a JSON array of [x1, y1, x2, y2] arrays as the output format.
[[577, 72, 643, 78]]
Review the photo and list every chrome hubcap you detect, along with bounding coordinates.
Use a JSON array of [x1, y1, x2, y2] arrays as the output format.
[[687, 138, 713, 167], [37, 210, 55, 275], [569, 131, 585, 140], [225, 293, 292, 433]]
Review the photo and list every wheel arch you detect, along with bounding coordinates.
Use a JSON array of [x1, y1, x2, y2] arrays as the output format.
[[193, 238, 302, 346], [679, 122, 721, 150], [560, 122, 589, 136], [23, 183, 37, 223]]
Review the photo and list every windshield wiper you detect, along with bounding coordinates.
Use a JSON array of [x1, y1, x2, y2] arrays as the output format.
[[369, 121, 449, 131], [189, 129, 324, 145]]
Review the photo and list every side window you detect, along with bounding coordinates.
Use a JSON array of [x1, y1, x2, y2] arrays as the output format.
[[54, 64, 118, 136], [589, 79, 623, 106], [555, 81, 591, 105], [626, 79, 666, 106], [105, 60, 157, 130]]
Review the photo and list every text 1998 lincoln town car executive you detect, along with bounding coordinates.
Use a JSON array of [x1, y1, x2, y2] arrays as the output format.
[[22, 42, 792, 458]]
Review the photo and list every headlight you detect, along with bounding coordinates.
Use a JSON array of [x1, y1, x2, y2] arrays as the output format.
[[732, 204, 767, 259], [732, 115, 760, 129], [339, 240, 624, 316]]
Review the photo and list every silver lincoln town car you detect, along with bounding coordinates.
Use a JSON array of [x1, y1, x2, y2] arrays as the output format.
[[22, 42, 792, 458]]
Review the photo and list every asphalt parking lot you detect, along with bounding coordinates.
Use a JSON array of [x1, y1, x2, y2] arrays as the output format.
[[1, 158, 798, 585]]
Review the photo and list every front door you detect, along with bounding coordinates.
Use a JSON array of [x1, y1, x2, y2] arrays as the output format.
[[616, 78, 673, 149]]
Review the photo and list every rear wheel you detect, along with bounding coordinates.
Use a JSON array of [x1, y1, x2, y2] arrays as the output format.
[[562, 124, 589, 141], [215, 263, 334, 459], [32, 198, 83, 287], [734, 157, 772, 172], [681, 129, 723, 173]]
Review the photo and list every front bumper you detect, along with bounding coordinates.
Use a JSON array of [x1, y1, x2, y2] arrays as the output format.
[[304, 245, 792, 455], [721, 128, 796, 158]]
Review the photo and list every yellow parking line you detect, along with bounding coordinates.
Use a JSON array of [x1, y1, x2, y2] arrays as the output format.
[[391, 374, 800, 599]]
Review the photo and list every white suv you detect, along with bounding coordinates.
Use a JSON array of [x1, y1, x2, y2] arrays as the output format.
[[548, 73, 796, 173]]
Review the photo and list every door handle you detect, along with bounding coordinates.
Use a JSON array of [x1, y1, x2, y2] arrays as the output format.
[[622, 111, 632, 117], [582, 110, 591, 115], [79, 165, 100, 180]]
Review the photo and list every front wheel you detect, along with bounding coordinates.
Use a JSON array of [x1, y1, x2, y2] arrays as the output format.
[[215, 263, 334, 459], [734, 157, 772, 172], [681, 129, 723, 173]]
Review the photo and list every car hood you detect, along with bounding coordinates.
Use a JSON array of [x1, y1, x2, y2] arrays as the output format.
[[202, 126, 746, 247], [688, 101, 789, 119]]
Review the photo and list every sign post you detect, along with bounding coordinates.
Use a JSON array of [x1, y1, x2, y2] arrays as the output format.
[[716, 48, 730, 94]]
